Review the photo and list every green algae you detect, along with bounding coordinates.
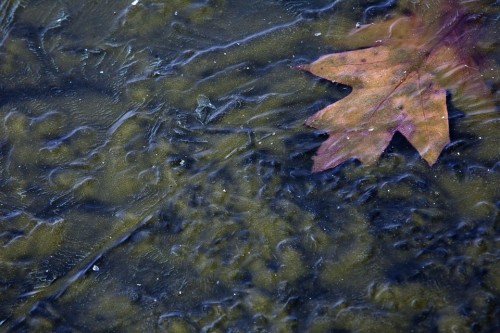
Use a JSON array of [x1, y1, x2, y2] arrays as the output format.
[[0, 216, 64, 263], [0, 0, 498, 332]]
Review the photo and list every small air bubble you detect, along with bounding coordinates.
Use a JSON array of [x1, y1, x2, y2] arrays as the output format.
[[92, 265, 100, 272]]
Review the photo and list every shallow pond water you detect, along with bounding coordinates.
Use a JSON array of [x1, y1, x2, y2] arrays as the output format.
[[0, 0, 499, 332]]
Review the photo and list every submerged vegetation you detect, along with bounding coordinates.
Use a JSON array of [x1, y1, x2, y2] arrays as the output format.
[[0, 0, 498, 331]]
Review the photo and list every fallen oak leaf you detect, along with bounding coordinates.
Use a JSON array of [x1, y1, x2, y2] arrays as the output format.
[[299, 2, 496, 172], [299, 46, 449, 171]]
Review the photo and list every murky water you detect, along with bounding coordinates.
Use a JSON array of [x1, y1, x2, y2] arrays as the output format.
[[0, 0, 498, 332]]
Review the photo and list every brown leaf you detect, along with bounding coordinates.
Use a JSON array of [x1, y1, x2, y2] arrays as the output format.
[[300, 1, 496, 172]]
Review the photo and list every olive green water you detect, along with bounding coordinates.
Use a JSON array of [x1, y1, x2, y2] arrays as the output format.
[[0, 0, 499, 332]]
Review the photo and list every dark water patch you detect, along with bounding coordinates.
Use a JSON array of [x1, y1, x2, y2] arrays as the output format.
[[382, 131, 428, 163], [362, 0, 397, 23]]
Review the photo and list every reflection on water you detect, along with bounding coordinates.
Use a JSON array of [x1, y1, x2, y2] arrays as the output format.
[[0, 0, 498, 331]]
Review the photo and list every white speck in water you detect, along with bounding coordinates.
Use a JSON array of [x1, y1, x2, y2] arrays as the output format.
[[100, 70, 104, 74], [368, 127, 374, 132], [131, 0, 139, 5], [92, 265, 99, 272], [314, 32, 322, 36], [222, 188, 226, 193], [174, 11, 178, 15], [356, 22, 361, 28]]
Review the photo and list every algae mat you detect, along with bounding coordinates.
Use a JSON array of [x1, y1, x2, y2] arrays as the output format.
[[0, 0, 499, 332]]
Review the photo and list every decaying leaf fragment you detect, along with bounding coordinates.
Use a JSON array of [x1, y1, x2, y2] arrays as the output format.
[[299, 1, 495, 172]]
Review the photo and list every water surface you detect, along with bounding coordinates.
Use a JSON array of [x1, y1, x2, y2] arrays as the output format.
[[0, 0, 499, 332]]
